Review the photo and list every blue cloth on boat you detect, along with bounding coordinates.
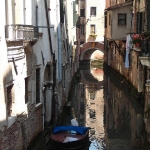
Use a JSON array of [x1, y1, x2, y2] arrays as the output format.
[[53, 126, 89, 135]]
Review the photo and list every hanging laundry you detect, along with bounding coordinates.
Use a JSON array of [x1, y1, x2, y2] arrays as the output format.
[[125, 34, 132, 68]]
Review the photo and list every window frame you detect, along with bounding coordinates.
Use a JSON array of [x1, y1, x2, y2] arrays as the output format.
[[25, 77, 29, 104], [90, 24, 96, 34], [80, 9, 85, 17], [118, 13, 127, 26], [36, 68, 40, 104], [80, 25, 84, 35], [90, 7, 96, 16], [6, 85, 13, 116]]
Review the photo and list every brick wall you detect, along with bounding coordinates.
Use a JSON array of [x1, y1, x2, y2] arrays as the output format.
[[0, 103, 43, 150]]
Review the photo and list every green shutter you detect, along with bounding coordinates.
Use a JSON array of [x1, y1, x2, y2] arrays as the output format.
[[73, 1, 78, 26], [60, 0, 64, 23], [75, 0, 79, 4]]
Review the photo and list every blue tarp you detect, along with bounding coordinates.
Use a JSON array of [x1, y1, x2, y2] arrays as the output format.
[[53, 126, 89, 135]]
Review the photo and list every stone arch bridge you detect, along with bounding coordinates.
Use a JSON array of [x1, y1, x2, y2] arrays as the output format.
[[80, 42, 104, 60]]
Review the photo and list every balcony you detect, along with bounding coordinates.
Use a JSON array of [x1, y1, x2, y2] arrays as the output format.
[[89, 33, 97, 37], [132, 33, 150, 67], [5, 24, 39, 42], [139, 45, 150, 67]]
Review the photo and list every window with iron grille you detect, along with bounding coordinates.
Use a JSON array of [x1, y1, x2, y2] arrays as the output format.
[[80, 9, 85, 17], [118, 14, 126, 25], [90, 7, 96, 16], [25, 77, 29, 103], [7, 85, 13, 116], [90, 25, 96, 34], [36, 68, 40, 104]]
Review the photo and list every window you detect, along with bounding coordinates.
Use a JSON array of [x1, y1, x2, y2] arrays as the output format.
[[25, 77, 29, 103], [109, 14, 111, 25], [36, 68, 40, 104], [118, 14, 126, 25], [90, 7, 96, 16], [36, 5, 38, 26], [136, 12, 144, 33], [90, 93, 95, 100], [80, 41, 84, 45], [80, 25, 84, 35], [80, 9, 85, 17], [90, 25, 96, 34], [104, 11, 107, 28], [62, 66, 65, 88], [7, 85, 13, 116]]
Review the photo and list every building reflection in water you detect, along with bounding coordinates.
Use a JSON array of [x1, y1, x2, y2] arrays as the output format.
[[103, 68, 143, 150], [78, 60, 144, 149]]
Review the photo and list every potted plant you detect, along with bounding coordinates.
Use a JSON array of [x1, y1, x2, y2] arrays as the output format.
[[142, 31, 150, 40], [132, 34, 141, 47]]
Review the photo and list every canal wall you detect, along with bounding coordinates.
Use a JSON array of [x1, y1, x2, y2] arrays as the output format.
[[104, 63, 144, 107]]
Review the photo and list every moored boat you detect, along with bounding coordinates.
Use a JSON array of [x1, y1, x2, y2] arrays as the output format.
[[50, 126, 89, 149]]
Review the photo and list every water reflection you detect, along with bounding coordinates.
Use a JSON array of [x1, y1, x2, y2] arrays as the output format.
[[77, 60, 144, 150]]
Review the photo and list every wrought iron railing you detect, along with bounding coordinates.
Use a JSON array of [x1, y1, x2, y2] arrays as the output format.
[[112, 41, 124, 59], [131, 33, 150, 56], [5, 24, 39, 41], [140, 39, 150, 56]]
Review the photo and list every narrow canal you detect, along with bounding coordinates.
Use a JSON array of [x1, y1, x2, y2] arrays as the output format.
[[59, 59, 145, 150]]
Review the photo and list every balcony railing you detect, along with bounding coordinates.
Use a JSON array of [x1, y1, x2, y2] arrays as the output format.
[[131, 33, 150, 67], [130, 33, 150, 56], [89, 32, 97, 36], [5, 24, 39, 41]]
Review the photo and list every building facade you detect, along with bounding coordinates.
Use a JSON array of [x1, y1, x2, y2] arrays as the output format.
[[104, 0, 150, 148], [0, 0, 74, 149]]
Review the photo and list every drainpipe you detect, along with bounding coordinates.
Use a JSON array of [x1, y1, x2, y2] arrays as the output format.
[[133, 0, 137, 32], [57, 0, 62, 82], [44, 0, 56, 129]]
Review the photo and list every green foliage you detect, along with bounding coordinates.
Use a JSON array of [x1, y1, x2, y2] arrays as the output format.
[[132, 38, 141, 44]]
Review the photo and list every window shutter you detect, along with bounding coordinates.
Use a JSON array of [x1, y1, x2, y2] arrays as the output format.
[[73, 1, 78, 26], [104, 11, 107, 28], [136, 12, 139, 33], [80, 9, 85, 17], [147, 0, 150, 30], [139, 12, 143, 33], [141, 39, 148, 54], [60, 0, 64, 23], [75, 0, 79, 4]]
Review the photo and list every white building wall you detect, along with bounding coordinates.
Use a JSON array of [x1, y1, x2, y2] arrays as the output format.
[[0, 1, 7, 130], [24, 0, 32, 24], [86, 0, 105, 42], [66, 0, 74, 57], [15, 0, 24, 24], [0, 0, 54, 130], [32, 0, 53, 124], [50, 0, 62, 82], [65, 0, 78, 74]]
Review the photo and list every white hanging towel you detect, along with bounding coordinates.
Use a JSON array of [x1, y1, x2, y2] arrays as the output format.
[[125, 34, 132, 68]]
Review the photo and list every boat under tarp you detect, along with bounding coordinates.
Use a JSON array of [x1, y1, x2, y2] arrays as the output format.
[[53, 126, 88, 135], [50, 126, 89, 149]]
